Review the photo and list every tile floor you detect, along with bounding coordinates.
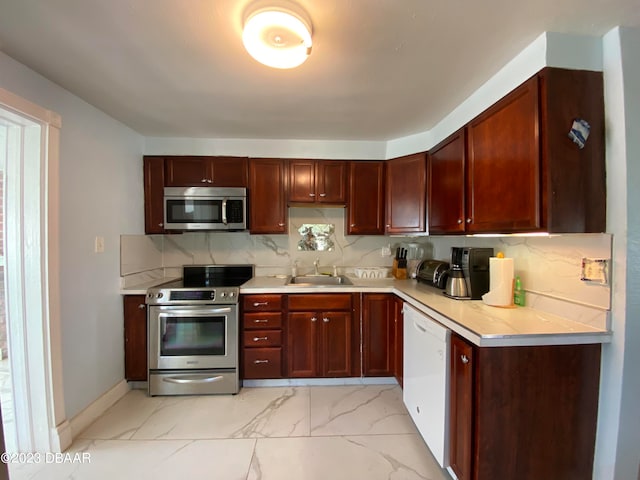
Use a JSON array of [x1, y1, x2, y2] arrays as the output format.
[[9, 385, 451, 480]]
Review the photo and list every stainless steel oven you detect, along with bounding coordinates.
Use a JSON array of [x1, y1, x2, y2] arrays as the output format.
[[146, 265, 253, 396]]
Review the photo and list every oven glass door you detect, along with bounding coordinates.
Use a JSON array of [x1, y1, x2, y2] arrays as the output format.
[[150, 305, 237, 370], [162, 316, 225, 356]]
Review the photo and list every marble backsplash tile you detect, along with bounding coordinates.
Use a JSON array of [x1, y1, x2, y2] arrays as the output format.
[[120, 210, 612, 329]]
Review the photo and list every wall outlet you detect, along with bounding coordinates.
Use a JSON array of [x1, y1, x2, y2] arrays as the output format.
[[94, 236, 105, 253], [381, 244, 392, 257], [580, 258, 609, 285]]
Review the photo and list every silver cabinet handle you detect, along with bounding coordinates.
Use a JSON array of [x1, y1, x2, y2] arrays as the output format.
[[138, 304, 146, 309], [253, 319, 269, 324], [278, 223, 285, 227], [309, 193, 316, 197], [386, 224, 391, 228], [207, 179, 213, 183], [461, 354, 469, 364], [323, 317, 330, 323], [254, 360, 270, 364], [253, 302, 269, 307], [457, 219, 463, 224], [466, 218, 472, 223], [311, 317, 317, 322], [158, 223, 164, 227], [201, 178, 208, 183], [253, 336, 268, 342], [319, 193, 327, 197], [350, 223, 356, 227]]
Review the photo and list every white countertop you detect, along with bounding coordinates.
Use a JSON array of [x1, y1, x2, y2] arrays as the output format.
[[240, 276, 612, 347], [121, 275, 611, 347]]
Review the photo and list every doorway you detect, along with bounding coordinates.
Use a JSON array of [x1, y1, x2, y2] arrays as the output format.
[[0, 87, 69, 453]]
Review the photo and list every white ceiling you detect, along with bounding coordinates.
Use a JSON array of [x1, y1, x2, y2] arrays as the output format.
[[0, 0, 638, 141]]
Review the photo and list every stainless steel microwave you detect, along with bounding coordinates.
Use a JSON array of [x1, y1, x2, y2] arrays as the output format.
[[163, 187, 247, 231]]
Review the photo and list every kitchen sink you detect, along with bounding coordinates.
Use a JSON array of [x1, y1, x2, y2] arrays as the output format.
[[286, 275, 353, 286]]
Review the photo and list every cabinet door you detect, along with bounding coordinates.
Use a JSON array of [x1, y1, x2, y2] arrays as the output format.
[[386, 153, 426, 234], [320, 311, 352, 377], [449, 334, 474, 480], [467, 78, 540, 232], [428, 129, 466, 234], [249, 159, 288, 234], [362, 294, 394, 377], [287, 312, 318, 377], [288, 159, 316, 203], [317, 161, 347, 204], [210, 157, 248, 187], [123, 295, 147, 381], [347, 161, 385, 235], [393, 296, 404, 386], [143, 156, 167, 234], [165, 156, 213, 186]]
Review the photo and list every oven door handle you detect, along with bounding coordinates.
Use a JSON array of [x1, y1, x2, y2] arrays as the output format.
[[162, 375, 224, 385], [157, 307, 232, 317]]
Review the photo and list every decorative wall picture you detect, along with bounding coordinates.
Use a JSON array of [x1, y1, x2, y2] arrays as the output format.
[[297, 224, 335, 251]]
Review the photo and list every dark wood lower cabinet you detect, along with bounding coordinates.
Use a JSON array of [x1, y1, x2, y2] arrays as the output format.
[[287, 294, 358, 378], [449, 333, 601, 480], [242, 294, 284, 379], [123, 295, 147, 381], [362, 293, 395, 377]]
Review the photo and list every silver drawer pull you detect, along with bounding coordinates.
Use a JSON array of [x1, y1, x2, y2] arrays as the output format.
[[323, 317, 330, 323], [253, 319, 269, 323], [319, 193, 327, 197], [138, 304, 146, 309], [461, 355, 469, 364], [253, 302, 269, 307], [309, 193, 316, 197], [253, 336, 268, 342], [311, 317, 317, 322], [253, 360, 270, 364], [163, 375, 223, 384]]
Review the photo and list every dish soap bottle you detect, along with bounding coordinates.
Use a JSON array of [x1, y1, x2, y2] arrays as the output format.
[[513, 276, 525, 306]]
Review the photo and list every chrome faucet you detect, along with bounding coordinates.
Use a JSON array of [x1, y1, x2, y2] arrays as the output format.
[[314, 258, 320, 275]]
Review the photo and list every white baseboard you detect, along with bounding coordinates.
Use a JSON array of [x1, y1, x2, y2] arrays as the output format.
[[51, 420, 72, 452], [243, 377, 398, 388], [69, 380, 130, 438]]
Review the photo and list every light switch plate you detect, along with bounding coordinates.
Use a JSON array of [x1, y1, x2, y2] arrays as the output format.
[[580, 258, 609, 285], [94, 236, 105, 253]]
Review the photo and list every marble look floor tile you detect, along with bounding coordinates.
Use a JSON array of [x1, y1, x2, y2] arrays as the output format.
[[132, 386, 309, 440], [78, 389, 166, 440], [9, 437, 256, 480], [247, 434, 448, 480], [310, 385, 416, 436]]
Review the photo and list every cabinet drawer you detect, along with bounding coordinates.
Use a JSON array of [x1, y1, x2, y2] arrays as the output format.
[[243, 294, 283, 312], [288, 294, 352, 311], [243, 348, 283, 379], [243, 312, 282, 329], [243, 330, 282, 347]]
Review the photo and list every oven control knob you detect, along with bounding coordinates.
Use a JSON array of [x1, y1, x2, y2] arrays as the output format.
[[156, 293, 163, 299], [220, 291, 227, 298], [229, 291, 235, 298]]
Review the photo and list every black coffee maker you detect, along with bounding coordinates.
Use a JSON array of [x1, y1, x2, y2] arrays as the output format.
[[447, 247, 493, 300]]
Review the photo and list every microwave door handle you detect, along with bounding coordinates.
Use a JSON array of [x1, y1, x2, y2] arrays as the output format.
[[222, 198, 228, 225]]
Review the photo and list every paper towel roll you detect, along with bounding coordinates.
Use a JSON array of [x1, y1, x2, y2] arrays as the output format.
[[482, 257, 514, 307]]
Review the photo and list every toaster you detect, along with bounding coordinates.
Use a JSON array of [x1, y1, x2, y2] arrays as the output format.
[[416, 259, 450, 289]]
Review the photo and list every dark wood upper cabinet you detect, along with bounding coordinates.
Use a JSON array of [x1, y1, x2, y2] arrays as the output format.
[[288, 159, 347, 204], [347, 161, 385, 235], [385, 152, 426, 234], [427, 129, 466, 234], [248, 158, 288, 234], [467, 78, 541, 232], [143, 156, 167, 234], [165, 156, 248, 187], [463, 67, 605, 234]]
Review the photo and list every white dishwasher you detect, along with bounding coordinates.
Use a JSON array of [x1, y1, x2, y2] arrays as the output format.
[[403, 303, 450, 468]]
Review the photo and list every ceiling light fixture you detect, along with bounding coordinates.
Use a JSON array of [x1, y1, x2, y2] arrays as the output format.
[[242, 2, 313, 69]]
